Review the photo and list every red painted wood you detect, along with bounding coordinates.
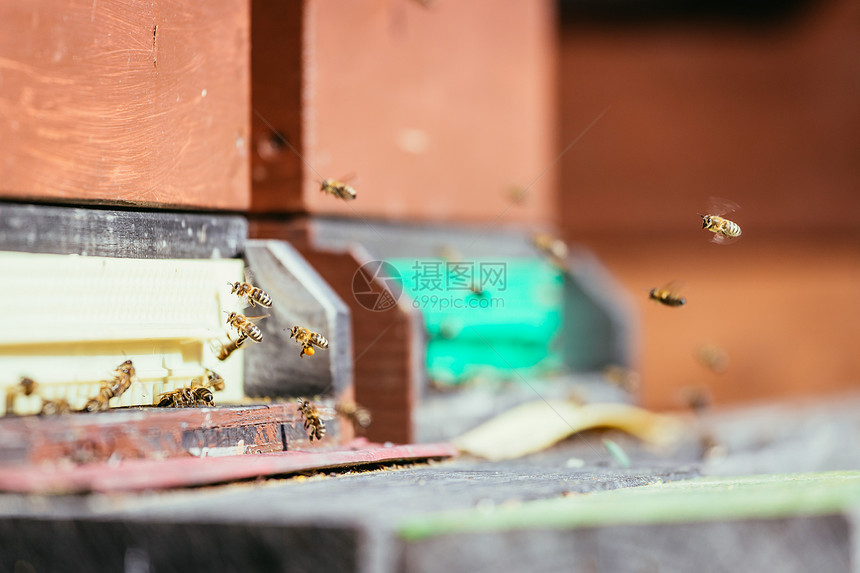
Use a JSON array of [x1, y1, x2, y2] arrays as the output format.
[[0, 441, 458, 494]]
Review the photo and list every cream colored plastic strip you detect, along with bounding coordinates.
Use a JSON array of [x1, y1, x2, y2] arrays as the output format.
[[0, 251, 247, 415]]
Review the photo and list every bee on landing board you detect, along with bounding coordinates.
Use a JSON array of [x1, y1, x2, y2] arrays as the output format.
[[699, 197, 742, 244], [297, 399, 326, 441], [229, 281, 273, 308], [649, 282, 686, 307], [320, 178, 357, 201], [157, 385, 215, 408], [289, 326, 329, 358], [226, 312, 265, 343], [84, 359, 136, 412], [40, 398, 71, 416]]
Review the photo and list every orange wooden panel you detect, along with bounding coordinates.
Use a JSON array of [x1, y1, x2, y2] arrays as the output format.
[[581, 232, 860, 411], [252, 0, 557, 225], [0, 0, 250, 210], [558, 0, 860, 235]]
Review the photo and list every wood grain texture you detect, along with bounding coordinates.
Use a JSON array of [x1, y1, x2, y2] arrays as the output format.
[[0, 403, 337, 468], [0, 0, 250, 210], [0, 202, 247, 258]]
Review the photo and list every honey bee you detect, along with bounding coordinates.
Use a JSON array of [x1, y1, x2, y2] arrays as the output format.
[[696, 344, 729, 374], [156, 386, 214, 408], [680, 386, 712, 416], [297, 399, 326, 441], [226, 312, 264, 343], [157, 386, 194, 408], [84, 360, 136, 412], [201, 369, 225, 392], [229, 281, 273, 308], [699, 198, 742, 244], [649, 282, 686, 307], [601, 365, 640, 393], [532, 233, 568, 268], [320, 178, 357, 201], [216, 333, 248, 360], [335, 400, 372, 429], [40, 398, 71, 416], [5, 377, 38, 415], [289, 326, 329, 358]]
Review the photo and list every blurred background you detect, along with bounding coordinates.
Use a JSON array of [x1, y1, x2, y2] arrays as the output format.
[[556, 0, 860, 410]]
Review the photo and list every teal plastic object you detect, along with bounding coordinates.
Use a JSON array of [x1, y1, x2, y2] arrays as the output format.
[[387, 257, 564, 384]]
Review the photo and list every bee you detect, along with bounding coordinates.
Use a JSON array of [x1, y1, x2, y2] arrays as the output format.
[[601, 365, 640, 393], [5, 377, 38, 415], [217, 333, 248, 360], [680, 386, 712, 416], [320, 178, 357, 201], [229, 281, 273, 308], [699, 198, 742, 244], [84, 360, 136, 412], [696, 344, 729, 374], [40, 398, 71, 416], [202, 369, 225, 392], [649, 282, 686, 307], [335, 400, 372, 429], [289, 326, 329, 358], [297, 399, 326, 441], [532, 233, 568, 268], [157, 386, 195, 408], [226, 312, 264, 343]]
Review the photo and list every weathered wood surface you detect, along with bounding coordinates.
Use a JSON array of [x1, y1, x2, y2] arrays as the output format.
[[0, 0, 250, 210], [0, 403, 321, 468], [242, 240, 353, 399], [0, 441, 457, 494], [0, 202, 247, 259]]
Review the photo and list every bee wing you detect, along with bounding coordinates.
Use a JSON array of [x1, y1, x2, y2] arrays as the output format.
[[706, 196, 741, 217], [711, 232, 742, 246], [337, 173, 358, 184], [244, 314, 270, 322], [660, 280, 687, 295]]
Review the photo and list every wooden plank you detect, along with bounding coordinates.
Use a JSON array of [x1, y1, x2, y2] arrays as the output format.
[[0, 442, 458, 494], [242, 240, 353, 400], [0, 202, 247, 259], [0, 403, 328, 467], [250, 0, 556, 225], [0, 0, 250, 210], [250, 0, 305, 213]]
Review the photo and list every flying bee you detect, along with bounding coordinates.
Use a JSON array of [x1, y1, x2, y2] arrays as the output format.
[[335, 400, 372, 429], [602, 364, 640, 394], [696, 344, 730, 374], [226, 312, 265, 343], [297, 399, 326, 441], [229, 281, 273, 308], [320, 178, 357, 201], [699, 197, 742, 244], [84, 359, 136, 412], [40, 398, 71, 416], [289, 326, 329, 358], [680, 386, 712, 416], [649, 282, 686, 307], [202, 369, 225, 392], [216, 333, 248, 361], [532, 233, 568, 268]]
